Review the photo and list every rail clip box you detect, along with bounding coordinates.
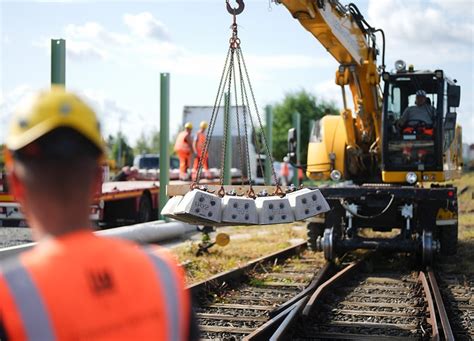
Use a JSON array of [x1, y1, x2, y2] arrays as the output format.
[[221, 196, 258, 225], [174, 189, 222, 223], [255, 196, 294, 225], [286, 188, 330, 221]]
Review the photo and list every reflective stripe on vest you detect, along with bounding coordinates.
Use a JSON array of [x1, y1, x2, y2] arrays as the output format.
[[143, 247, 182, 341], [2, 260, 55, 340]]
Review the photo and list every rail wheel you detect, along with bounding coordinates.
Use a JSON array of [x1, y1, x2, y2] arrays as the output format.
[[318, 227, 337, 261], [138, 194, 152, 223], [421, 230, 435, 265], [307, 221, 325, 251], [439, 223, 458, 256]]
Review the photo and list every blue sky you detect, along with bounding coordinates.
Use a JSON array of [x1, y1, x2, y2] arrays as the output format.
[[1, 0, 473, 146]]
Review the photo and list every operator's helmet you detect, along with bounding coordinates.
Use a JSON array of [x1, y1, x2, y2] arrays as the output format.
[[184, 122, 193, 130], [283, 156, 289, 162], [6, 85, 104, 155], [200, 121, 208, 129], [416, 90, 427, 97]]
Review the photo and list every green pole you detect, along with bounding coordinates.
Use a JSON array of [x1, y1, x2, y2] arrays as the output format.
[[264, 105, 273, 184], [223, 92, 232, 185], [51, 39, 66, 87], [159, 73, 170, 220], [292, 112, 301, 185]]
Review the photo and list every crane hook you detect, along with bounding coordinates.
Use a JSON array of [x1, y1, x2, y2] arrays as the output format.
[[226, 0, 245, 16]]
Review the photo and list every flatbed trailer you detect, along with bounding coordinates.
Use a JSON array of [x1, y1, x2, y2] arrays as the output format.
[[0, 178, 217, 228]]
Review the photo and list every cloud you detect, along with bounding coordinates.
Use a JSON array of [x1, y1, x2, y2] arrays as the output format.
[[123, 12, 170, 41], [64, 22, 130, 45], [0, 85, 36, 143], [367, 0, 474, 64]]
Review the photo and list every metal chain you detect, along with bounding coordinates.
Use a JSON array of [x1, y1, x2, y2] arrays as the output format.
[[239, 47, 279, 186], [232, 59, 245, 185], [195, 48, 232, 184], [219, 49, 235, 186], [236, 48, 253, 185]]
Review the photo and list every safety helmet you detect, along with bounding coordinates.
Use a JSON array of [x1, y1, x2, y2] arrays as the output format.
[[184, 122, 193, 130], [200, 121, 208, 129], [6, 86, 104, 153], [415, 90, 427, 97]]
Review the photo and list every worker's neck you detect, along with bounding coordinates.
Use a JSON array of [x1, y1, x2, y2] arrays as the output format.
[[29, 214, 93, 240]]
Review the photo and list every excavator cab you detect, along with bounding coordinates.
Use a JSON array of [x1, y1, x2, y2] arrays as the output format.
[[381, 65, 461, 183]]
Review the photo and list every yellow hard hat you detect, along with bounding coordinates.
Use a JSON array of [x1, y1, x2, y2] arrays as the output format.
[[200, 121, 208, 129], [184, 122, 193, 129], [6, 86, 104, 153]]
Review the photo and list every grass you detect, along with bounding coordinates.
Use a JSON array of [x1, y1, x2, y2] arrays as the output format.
[[172, 223, 307, 285], [438, 171, 474, 274]]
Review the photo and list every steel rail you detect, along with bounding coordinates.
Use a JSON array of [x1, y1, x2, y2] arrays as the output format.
[[418, 271, 440, 341], [187, 241, 307, 297], [426, 268, 455, 341], [244, 262, 334, 340]]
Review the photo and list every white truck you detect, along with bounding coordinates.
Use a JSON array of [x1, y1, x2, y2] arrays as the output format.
[[182, 105, 266, 184]]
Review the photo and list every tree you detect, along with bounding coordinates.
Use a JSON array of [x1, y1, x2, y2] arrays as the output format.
[[133, 129, 160, 155], [110, 132, 134, 167], [270, 90, 338, 163]]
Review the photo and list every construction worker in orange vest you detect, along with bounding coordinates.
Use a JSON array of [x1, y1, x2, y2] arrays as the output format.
[[174, 122, 194, 181], [192, 121, 209, 176], [280, 156, 290, 186], [0, 87, 198, 340]]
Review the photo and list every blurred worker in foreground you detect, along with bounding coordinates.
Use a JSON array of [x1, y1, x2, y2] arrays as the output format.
[[0, 87, 198, 340], [192, 121, 209, 178], [174, 122, 194, 181]]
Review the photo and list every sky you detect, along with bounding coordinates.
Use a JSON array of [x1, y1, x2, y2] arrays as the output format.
[[1, 0, 473, 146]]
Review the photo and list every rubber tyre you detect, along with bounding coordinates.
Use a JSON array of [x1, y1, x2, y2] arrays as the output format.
[[439, 224, 458, 256], [137, 194, 152, 223], [307, 222, 325, 251]]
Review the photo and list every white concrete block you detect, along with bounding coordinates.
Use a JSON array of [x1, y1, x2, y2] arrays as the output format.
[[221, 196, 258, 224], [255, 196, 294, 224], [174, 189, 222, 223], [286, 188, 330, 220]]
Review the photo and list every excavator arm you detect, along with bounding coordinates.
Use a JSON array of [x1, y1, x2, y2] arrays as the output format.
[[279, 0, 383, 180]]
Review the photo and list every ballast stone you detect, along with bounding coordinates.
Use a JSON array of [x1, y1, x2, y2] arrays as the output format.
[[286, 188, 330, 220], [255, 196, 294, 224], [173, 189, 222, 223], [221, 196, 258, 225]]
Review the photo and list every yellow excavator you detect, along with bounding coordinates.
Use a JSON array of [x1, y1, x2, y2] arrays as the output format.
[[278, 0, 462, 264]]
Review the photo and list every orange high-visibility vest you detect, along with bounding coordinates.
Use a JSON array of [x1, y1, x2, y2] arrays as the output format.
[[174, 131, 192, 153], [281, 162, 289, 177], [0, 230, 190, 340], [195, 132, 206, 155]]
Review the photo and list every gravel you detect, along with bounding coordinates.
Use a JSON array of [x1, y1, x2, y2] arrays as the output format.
[[0, 228, 33, 248]]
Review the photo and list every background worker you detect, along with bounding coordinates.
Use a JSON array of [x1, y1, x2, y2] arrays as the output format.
[[193, 121, 209, 176], [0, 87, 198, 340], [280, 156, 290, 186], [174, 122, 194, 181]]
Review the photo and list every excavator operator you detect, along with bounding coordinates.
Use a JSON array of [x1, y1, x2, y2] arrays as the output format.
[[398, 90, 435, 134], [0, 86, 198, 340]]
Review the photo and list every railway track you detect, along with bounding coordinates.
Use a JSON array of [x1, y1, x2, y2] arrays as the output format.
[[187, 242, 326, 340], [436, 272, 474, 340], [189, 244, 471, 340]]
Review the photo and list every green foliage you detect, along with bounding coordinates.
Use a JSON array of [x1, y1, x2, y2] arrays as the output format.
[[271, 90, 338, 162], [109, 132, 134, 167], [134, 129, 161, 155]]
